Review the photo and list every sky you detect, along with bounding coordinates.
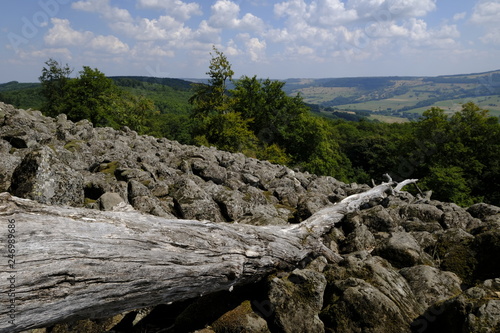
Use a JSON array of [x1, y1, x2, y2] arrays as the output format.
[[1, 0, 499, 82]]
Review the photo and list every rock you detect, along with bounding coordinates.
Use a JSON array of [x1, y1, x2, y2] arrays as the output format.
[[0, 140, 22, 191], [473, 229, 500, 282], [211, 300, 270, 333], [268, 268, 327, 333], [434, 228, 477, 286], [399, 265, 462, 308], [191, 158, 228, 185], [437, 202, 482, 230], [171, 178, 225, 221], [373, 231, 429, 268], [322, 252, 424, 333], [4, 102, 500, 332], [9, 146, 84, 206], [412, 282, 500, 333], [357, 205, 401, 233], [340, 224, 377, 253], [97, 192, 125, 211], [402, 204, 443, 224], [467, 203, 500, 220]]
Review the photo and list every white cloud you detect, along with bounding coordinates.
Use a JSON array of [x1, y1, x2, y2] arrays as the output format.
[[137, 0, 202, 20], [88, 35, 129, 54], [480, 28, 500, 45], [384, 0, 436, 17], [112, 16, 192, 42], [243, 36, 266, 62], [470, 1, 500, 46], [470, 0, 500, 24], [130, 42, 175, 59], [453, 12, 466, 21], [72, 0, 133, 22], [209, 0, 265, 31], [45, 18, 93, 46], [17, 48, 72, 61], [44, 18, 129, 55], [275, 0, 357, 26]]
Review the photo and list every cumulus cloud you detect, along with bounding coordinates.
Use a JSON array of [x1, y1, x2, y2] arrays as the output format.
[[470, 1, 500, 45], [470, 0, 500, 24], [453, 12, 467, 21], [44, 18, 129, 54], [88, 35, 130, 54], [209, 0, 265, 31], [480, 28, 500, 45], [72, 0, 133, 22], [275, 0, 357, 26], [137, 0, 202, 20], [243, 35, 266, 61], [45, 18, 93, 46]]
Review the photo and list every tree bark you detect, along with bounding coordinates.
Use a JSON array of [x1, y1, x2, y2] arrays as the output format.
[[0, 179, 416, 332]]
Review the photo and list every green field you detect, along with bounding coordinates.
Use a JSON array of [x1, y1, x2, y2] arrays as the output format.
[[287, 70, 500, 122]]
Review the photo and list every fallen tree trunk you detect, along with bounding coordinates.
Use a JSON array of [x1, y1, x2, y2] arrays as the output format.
[[0, 178, 416, 332]]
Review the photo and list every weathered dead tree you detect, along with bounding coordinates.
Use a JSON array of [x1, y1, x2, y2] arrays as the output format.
[[0, 178, 417, 332]]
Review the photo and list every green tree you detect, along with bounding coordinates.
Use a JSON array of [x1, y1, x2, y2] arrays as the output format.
[[66, 66, 117, 125], [194, 112, 258, 153], [113, 92, 157, 134], [408, 103, 500, 205], [189, 46, 234, 118], [231, 76, 309, 143], [39, 58, 73, 117]]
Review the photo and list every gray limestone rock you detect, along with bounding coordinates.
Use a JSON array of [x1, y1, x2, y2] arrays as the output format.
[[268, 268, 327, 333]]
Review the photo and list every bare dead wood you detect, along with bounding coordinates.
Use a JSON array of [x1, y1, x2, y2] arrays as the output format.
[[0, 178, 416, 332]]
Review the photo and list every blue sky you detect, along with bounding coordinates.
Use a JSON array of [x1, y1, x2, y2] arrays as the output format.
[[1, 0, 499, 82]]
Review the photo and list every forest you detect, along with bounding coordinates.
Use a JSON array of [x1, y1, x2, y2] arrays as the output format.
[[1, 51, 499, 207]]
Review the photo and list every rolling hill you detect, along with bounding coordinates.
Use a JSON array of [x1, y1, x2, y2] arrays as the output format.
[[284, 70, 500, 121], [2, 70, 500, 122]]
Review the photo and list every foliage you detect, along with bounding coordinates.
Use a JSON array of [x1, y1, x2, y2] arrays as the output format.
[[38, 59, 157, 133], [189, 46, 234, 118], [4, 57, 500, 207], [404, 103, 499, 205], [194, 112, 258, 153], [39, 58, 73, 117]]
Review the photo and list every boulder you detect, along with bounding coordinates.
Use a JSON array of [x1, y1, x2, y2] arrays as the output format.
[[412, 281, 500, 333], [211, 301, 270, 333], [97, 192, 125, 211], [268, 265, 327, 332], [399, 265, 462, 308], [9, 146, 84, 206], [373, 232, 430, 268], [322, 252, 424, 333]]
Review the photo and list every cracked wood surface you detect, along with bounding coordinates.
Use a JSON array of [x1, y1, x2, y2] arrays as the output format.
[[0, 179, 414, 332]]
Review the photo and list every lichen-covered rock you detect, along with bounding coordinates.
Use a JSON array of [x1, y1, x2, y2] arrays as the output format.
[[373, 231, 430, 268], [211, 300, 270, 333], [97, 192, 125, 211], [399, 265, 462, 309], [268, 260, 327, 333], [9, 146, 84, 206], [437, 201, 482, 230], [411, 280, 500, 333], [171, 177, 225, 221], [322, 252, 424, 333]]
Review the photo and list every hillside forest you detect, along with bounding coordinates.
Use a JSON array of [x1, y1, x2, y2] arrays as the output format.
[[1, 50, 500, 207]]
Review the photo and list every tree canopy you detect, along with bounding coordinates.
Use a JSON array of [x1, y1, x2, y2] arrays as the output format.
[[25, 56, 500, 206]]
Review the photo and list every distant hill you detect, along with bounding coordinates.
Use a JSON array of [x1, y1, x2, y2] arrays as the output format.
[[283, 70, 500, 121], [0, 77, 196, 114], [2, 70, 500, 122]]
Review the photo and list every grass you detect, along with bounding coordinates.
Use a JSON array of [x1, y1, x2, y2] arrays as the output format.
[[368, 115, 409, 123]]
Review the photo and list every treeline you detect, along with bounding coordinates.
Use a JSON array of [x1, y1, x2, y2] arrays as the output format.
[[6, 56, 500, 207]]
